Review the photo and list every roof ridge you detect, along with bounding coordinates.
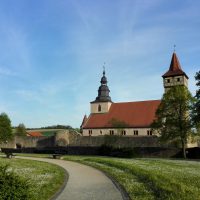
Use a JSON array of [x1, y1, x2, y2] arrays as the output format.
[[113, 99, 161, 104]]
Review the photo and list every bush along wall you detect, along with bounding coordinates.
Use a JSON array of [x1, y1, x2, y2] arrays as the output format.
[[98, 145, 181, 158], [0, 165, 32, 200]]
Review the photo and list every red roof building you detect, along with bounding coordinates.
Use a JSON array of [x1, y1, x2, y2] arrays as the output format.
[[27, 132, 43, 137], [84, 100, 160, 129], [82, 52, 188, 136]]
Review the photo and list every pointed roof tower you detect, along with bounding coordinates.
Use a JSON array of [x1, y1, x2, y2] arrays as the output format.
[[91, 69, 112, 103], [162, 52, 188, 79]]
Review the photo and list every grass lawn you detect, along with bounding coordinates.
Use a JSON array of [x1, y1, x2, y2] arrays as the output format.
[[62, 156, 200, 200], [0, 156, 66, 200], [11, 153, 200, 200]]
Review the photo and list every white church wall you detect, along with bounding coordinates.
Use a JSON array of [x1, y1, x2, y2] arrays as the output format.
[[83, 128, 157, 137]]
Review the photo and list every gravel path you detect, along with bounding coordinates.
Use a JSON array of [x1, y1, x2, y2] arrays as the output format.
[[17, 157, 123, 200]]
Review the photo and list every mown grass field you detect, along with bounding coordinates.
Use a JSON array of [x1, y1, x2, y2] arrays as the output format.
[[0, 157, 66, 200], [63, 156, 200, 200]]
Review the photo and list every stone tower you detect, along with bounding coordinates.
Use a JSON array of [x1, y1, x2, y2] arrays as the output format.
[[90, 69, 112, 113], [162, 52, 189, 92]]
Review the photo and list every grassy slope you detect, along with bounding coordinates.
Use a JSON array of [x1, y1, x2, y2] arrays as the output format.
[[0, 157, 66, 200], [63, 156, 200, 200]]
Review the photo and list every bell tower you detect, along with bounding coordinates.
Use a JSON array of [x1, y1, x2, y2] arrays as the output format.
[[162, 52, 189, 93], [90, 69, 112, 114]]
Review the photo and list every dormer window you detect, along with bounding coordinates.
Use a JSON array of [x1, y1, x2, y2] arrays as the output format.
[[98, 105, 101, 112]]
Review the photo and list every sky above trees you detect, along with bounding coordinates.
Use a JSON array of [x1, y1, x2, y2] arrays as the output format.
[[0, 0, 199, 128]]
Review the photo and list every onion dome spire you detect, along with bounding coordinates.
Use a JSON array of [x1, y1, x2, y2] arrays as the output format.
[[92, 66, 112, 103]]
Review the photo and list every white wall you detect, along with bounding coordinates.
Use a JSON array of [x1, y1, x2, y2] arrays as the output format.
[[83, 128, 157, 136], [90, 102, 112, 113], [163, 75, 188, 92]]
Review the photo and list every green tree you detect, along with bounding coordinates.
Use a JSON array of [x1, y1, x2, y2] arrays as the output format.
[[0, 113, 13, 143], [192, 71, 200, 131], [109, 118, 129, 135], [151, 86, 195, 159], [15, 123, 27, 136]]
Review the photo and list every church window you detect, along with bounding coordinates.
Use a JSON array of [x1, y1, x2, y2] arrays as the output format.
[[98, 105, 101, 112], [121, 130, 126, 135], [134, 130, 138, 135], [109, 130, 114, 135], [89, 130, 92, 135], [147, 130, 152, 135]]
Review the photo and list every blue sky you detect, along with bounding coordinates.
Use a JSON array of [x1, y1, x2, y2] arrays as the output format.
[[0, 0, 199, 128]]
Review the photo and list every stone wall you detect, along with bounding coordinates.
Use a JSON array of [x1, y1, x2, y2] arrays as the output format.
[[68, 135, 173, 148], [0, 136, 55, 149], [1, 130, 198, 149]]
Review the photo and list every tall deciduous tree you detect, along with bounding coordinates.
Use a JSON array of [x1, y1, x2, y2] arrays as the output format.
[[193, 71, 200, 130], [0, 113, 13, 143], [15, 123, 27, 136], [151, 86, 195, 159]]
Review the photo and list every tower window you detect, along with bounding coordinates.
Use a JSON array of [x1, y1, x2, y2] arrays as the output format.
[[98, 105, 101, 112], [100, 130, 102, 135], [167, 79, 170, 83], [134, 130, 138, 135], [177, 78, 180, 82]]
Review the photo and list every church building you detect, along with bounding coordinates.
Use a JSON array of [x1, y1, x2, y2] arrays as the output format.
[[81, 52, 188, 136]]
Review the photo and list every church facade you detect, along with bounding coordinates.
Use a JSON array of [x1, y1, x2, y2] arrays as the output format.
[[81, 52, 188, 136]]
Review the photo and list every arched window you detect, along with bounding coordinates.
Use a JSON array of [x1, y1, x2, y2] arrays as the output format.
[[98, 104, 101, 112]]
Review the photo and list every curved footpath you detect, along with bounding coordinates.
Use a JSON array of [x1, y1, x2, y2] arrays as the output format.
[[17, 157, 124, 200]]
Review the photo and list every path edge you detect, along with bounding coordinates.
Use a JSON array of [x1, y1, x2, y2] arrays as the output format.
[[101, 170, 131, 200], [50, 167, 69, 200]]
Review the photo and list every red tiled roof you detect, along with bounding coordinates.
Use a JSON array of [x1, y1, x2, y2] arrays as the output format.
[[27, 132, 43, 137], [162, 52, 188, 78], [80, 115, 88, 128], [83, 100, 161, 129]]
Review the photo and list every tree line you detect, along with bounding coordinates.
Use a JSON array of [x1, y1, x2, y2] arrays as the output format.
[[0, 115, 79, 144]]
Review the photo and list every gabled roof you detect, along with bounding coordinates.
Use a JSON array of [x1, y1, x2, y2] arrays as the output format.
[[83, 100, 161, 129], [80, 115, 88, 128], [27, 132, 42, 137], [162, 52, 188, 79]]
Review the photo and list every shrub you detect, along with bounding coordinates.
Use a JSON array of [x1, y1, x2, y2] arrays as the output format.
[[99, 145, 136, 158], [0, 165, 32, 200]]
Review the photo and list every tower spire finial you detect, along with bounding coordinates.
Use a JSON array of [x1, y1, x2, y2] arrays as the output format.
[[103, 62, 106, 75], [173, 44, 176, 52]]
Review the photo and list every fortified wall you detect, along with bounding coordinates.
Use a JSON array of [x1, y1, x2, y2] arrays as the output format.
[[0, 129, 198, 149]]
